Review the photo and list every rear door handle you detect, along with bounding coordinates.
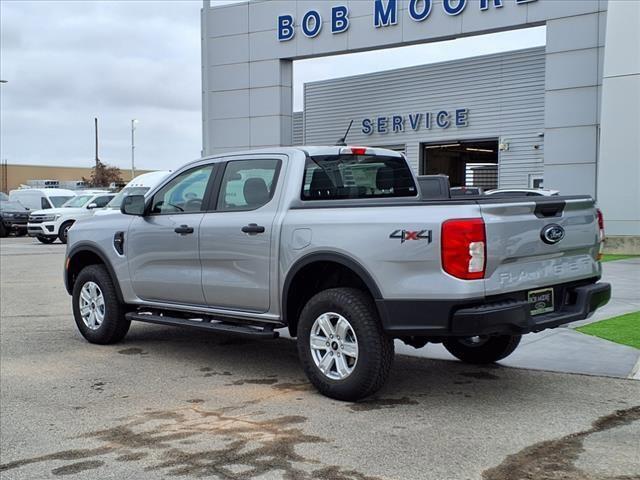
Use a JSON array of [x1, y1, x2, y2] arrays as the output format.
[[174, 225, 194, 235], [241, 223, 265, 234]]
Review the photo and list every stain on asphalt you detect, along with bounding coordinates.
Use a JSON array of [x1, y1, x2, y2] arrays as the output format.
[[90, 381, 105, 392], [349, 397, 419, 412], [200, 367, 233, 377], [460, 371, 499, 380], [230, 378, 279, 386], [482, 406, 640, 480], [114, 452, 148, 462], [186, 399, 205, 404], [51, 460, 104, 476], [272, 381, 313, 393], [118, 347, 148, 356], [0, 407, 378, 479], [0, 447, 113, 472]]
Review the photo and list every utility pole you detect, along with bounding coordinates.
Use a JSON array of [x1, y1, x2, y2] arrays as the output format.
[[94, 117, 100, 168], [131, 119, 138, 180]]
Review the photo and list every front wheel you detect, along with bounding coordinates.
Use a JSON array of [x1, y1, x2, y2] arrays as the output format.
[[297, 288, 394, 401], [72, 264, 130, 344], [36, 235, 56, 244], [0, 223, 7, 238], [58, 221, 74, 244], [443, 335, 521, 364]]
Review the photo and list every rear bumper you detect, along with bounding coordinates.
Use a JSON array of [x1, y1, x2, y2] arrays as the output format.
[[377, 279, 611, 337]]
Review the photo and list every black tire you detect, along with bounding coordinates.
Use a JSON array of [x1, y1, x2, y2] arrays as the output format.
[[443, 335, 521, 364], [36, 235, 56, 244], [72, 264, 130, 344], [297, 288, 394, 401], [58, 221, 74, 244], [15, 230, 27, 237], [0, 223, 7, 238]]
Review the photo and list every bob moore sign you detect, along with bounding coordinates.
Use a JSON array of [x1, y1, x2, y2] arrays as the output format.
[[361, 109, 469, 135], [278, 0, 538, 41]]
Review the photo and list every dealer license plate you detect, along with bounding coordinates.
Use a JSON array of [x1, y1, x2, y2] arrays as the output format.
[[528, 288, 554, 316]]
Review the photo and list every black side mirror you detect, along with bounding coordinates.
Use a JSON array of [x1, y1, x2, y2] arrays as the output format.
[[121, 195, 146, 216]]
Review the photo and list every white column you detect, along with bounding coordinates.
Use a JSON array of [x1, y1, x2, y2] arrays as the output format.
[[597, 0, 640, 239]]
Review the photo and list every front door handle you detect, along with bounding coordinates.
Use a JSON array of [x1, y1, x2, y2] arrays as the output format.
[[174, 225, 194, 235], [241, 223, 265, 234]]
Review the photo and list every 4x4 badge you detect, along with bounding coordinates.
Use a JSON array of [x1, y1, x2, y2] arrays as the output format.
[[389, 229, 432, 244]]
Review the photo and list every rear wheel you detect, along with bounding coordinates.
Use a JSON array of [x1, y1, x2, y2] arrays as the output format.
[[297, 288, 394, 401], [58, 221, 74, 244], [36, 235, 56, 244], [72, 264, 130, 344], [443, 335, 521, 364]]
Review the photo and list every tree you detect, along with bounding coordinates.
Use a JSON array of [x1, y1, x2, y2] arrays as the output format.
[[83, 159, 123, 187]]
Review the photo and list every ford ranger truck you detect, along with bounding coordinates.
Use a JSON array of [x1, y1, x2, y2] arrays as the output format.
[[64, 146, 610, 401]]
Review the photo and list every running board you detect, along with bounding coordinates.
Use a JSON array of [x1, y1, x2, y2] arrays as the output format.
[[125, 312, 280, 338]]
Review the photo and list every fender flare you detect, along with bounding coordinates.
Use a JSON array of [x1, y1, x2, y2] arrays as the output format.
[[281, 251, 383, 325], [66, 243, 125, 303]]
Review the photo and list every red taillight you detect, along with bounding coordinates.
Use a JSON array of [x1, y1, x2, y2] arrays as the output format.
[[441, 218, 486, 280], [596, 208, 605, 260]]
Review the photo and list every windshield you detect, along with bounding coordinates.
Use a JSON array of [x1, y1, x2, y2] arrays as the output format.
[[62, 195, 93, 208], [107, 187, 151, 208], [50, 196, 74, 207], [302, 155, 417, 200]]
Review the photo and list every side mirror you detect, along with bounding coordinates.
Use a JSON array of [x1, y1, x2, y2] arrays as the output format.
[[86, 203, 98, 209], [121, 195, 146, 216]]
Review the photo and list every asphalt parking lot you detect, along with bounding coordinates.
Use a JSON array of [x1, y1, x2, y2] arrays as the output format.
[[1, 237, 639, 480]]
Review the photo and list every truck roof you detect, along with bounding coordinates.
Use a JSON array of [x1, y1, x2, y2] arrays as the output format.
[[196, 146, 403, 165]]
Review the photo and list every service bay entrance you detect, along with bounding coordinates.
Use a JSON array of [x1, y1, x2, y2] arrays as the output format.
[[420, 139, 499, 189]]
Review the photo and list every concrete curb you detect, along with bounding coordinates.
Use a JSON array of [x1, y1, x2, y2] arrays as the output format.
[[629, 356, 640, 380]]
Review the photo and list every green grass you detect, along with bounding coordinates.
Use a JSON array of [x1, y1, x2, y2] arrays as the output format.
[[601, 254, 639, 263], [577, 311, 640, 349]]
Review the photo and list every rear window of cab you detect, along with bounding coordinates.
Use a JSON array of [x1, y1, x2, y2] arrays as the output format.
[[302, 155, 417, 201]]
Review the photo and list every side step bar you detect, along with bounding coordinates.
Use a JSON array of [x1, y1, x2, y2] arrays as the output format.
[[125, 312, 280, 338]]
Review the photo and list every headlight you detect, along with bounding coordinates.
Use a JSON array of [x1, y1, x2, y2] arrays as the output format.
[[41, 215, 57, 222], [1, 212, 15, 218]]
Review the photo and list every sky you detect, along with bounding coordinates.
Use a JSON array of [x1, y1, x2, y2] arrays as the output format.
[[0, 0, 545, 171]]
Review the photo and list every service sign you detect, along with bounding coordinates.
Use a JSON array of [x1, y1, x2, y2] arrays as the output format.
[[361, 109, 469, 135], [278, 0, 538, 41]]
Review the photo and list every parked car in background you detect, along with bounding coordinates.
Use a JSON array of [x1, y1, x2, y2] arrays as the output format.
[[485, 188, 560, 197], [9, 188, 76, 211], [0, 192, 29, 237], [95, 171, 171, 216], [28, 192, 115, 244], [450, 186, 485, 196]]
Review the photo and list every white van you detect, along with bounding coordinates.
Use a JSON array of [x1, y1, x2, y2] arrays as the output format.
[[95, 171, 171, 216], [9, 188, 76, 211]]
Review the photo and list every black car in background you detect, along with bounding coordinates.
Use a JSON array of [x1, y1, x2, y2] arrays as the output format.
[[0, 193, 29, 237]]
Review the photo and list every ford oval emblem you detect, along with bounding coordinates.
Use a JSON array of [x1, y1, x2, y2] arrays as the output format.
[[541, 224, 565, 245]]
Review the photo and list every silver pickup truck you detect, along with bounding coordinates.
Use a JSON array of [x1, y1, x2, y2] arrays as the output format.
[[64, 146, 610, 401]]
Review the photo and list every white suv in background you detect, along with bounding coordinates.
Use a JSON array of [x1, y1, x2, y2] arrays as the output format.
[[28, 192, 115, 244]]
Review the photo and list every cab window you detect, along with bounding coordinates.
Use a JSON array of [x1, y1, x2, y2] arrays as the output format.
[[93, 196, 113, 208], [216, 159, 280, 211], [150, 165, 214, 214]]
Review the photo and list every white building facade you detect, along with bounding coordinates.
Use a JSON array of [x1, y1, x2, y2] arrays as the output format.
[[202, 0, 640, 243]]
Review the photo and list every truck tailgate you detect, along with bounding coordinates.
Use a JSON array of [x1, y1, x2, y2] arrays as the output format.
[[480, 196, 601, 296]]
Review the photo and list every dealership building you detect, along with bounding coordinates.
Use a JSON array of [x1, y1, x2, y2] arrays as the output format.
[[201, 0, 639, 245]]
